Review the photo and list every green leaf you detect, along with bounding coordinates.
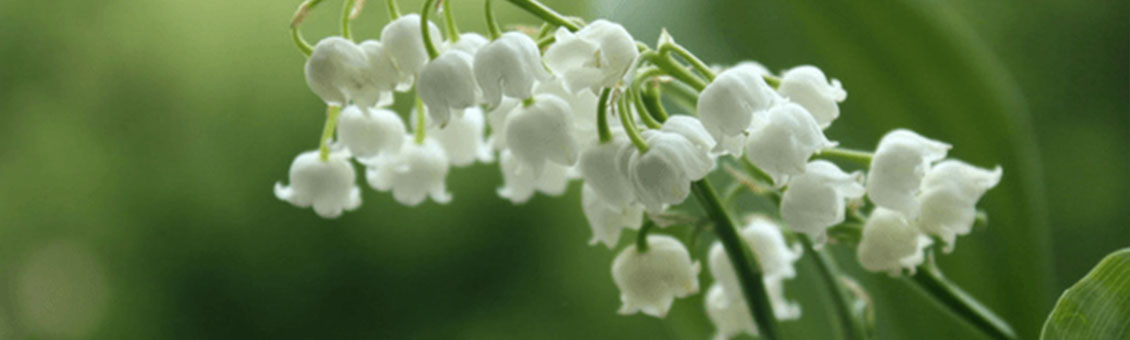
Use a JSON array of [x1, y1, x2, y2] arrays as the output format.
[[1041, 248, 1130, 340]]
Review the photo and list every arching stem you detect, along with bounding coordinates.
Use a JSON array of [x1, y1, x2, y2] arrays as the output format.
[[596, 88, 613, 144], [485, 0, 503, 40], [420, 0, 440, 59]]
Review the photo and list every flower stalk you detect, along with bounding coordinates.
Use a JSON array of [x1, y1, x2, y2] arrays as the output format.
[[319, 105, 342, 160], [504, 0, 579, 31]]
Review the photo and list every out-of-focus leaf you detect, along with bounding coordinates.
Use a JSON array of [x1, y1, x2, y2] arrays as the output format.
[[1041, 248, 1130, 340]]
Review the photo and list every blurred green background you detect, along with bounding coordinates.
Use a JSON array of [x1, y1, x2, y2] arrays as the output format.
[[0, 0, 1125, 339]]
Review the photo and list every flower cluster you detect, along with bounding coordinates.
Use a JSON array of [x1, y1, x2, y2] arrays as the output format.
[[275, 1, 1005, 338]]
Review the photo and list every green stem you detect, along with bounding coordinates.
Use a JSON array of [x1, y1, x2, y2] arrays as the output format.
[[636, 219, 655, 252], [659, 42, 715, 81], [814, 148, 874, 166], [536, 35, 555, 49], [290, 0, 325, 57], [414, 96, 427, 144], [341, 0, 356, 41], [801, 235, 869, 340], [386, 0, 400, 19], [740, 158, 776, 187], [617, 91, 649, 153], [291, 27, 313, 57], [442, 0, 459, 42], [420, 0, 440, 59], [660, 81, 698, 112], [764, 75, 781, 89], [596, 88, 613, 143], [643, 51, 707, 91], [641, 81, 669, 122], [536, 22, 554, 39], [504, 0, 580, 31], [906, 254, 1017, 340], [485, 0, 502, 40], [319, 105, 343, 160], [691, 180, 780, 340], [630, 88, 662, 129]]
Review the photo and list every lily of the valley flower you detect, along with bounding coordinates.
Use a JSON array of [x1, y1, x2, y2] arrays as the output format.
[[446, 32, 489, 55], [274, 150, 361, 218], [503, 94, 579, 175], [474, 32, 551, 108], [705, 283, 757, 340], [544, 20, 639, 93], [417, 50, 480, 126], [857, 207, 933, 276], [380, 14, 443, 83], [336, 106, 406, 160], [697, 63, 778, 155], [866, 129, 951, 216], [305, 37, 369, 106], [581, 185, 643, 248], [918, 160, 1002, 252], [365, 137, 452, 206], [780, 160, 865, 245], [354, 40, 403, 107], [707, 217, 802, 320], [612, 235, 701, 318], [776, 65, 846, 129], [533, 77, 601, 148], [578, 135, 636, 207], [622, 116, 716, 213], [413, 106, 492, 167], [743, 102, 834, 185], [496, 150, 569, 204]]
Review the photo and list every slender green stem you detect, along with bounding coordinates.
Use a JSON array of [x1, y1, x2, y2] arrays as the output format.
[[414, 96, 427, 144], [814, 148, 874, 166], [319, 105, 343, 160], [386, 0, 400, 19], [485, 0, 502, 40], [342, 0, 356, 41], [801, 235, 869, 340], [290, 0, 325, 57], [740, 158, 776, 187], [504, 0, 580, 31], [636, 219, 655, 252], [660, 42, 716, 81], [642, 51, 707, 91], [630, 88, 662, 129], [596, 88, 613, 143], [441, 0, 459, 42], [660, 81, 698, 112], [907, 254, 1017, 340], [291, 27, 313, 57], [691, 180, 780, 340], [641, 81, 670, 122], [420, 0, 440, 59], [536, 22, 554, 39], [617, 91, 649, 153], [536, 35, 555, 49]]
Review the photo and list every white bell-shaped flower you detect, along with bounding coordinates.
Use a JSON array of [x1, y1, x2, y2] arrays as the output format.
[[412, 106, 492, 167], [486, 97, 521, 150], [705, 283, 757, 340], [417, 50, 480, 126], [918, 160, 1002, 252], [274, 150, 361, 218], [612, 235, 701, 318], [707, 218, 802, 319], [743, 102, 835, 185], [474, 32, 551, 108], [305, 37, 369, 106], [503, 94, 579, 175], [365, 137, 452, 206], [496, 150, 569, 204], [544, 20, 639, 92], [533, 77, 600, 148], [857, 207, 933, 276], [780, 160, 865, 245], [777, 65, 847, 128], [581, 185, 644, 248], [866, 129, 951, 216], [622, 118, 716, 213], [578, 135, 636, 208], [380, 14, 443, 85], [336, 106, 406, 160], [698, 63, 778, 155], [446, 32, 489, 54], [353, 40, 402, 107]]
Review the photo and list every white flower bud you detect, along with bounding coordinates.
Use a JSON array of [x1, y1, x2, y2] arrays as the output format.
[[698, 63, 777, 155], [274, 150, 361, 218], [353, 40, 402, 107], [623, 119, 716, 213], [918, 160, 1002, 252], [705, 283, 757, 340], [744, 103, 835, 185], [446, 32, 489, 55], [496, 150, 569, 204], [418, 50, 480, 126], [612, 235, 701, 318], [707, 217, 801, 320], [857, 207, 933, 276], [534, 77, 601, 148], [380, 14, 443, 82], [544, 20, 639, 92], [503, 94, 579, 175], [780, 160, 865, 245], [581, 185, 643, 248], [866, 129, 951, 216], [777, 65, 846, 128], [578, 136, 635, 207], [474, 32, 551, 108], [336, 106, 406, 160], [412, 106, 492, 167], [486, 97, 521, 150], [305, 37, 368, 106], [365, 137, 452, 206]]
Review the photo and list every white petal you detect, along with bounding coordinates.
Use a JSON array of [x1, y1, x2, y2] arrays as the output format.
[[305, 37, 368, 106], [857, 207, 932, 276], [417, 50, 479, 126], [866, 129, 951, 216], [577, 137, 636, 207], [780, 161, 864, 243], [581, 185, 643, 248], [337, 106, 406, 159], [380, 14, 443, 80], [504, 94, 579, 175], [474, 32, 550, 108], [276, 150, 361, 218], [612, 235, 700, 318], [778, 65, 846, 128], [744, 103, 834, 185], [705, 283, 757, 340], [366, 137, 451, 206]]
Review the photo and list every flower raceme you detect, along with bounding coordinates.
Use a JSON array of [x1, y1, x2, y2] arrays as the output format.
[[278, 4, 1009, 338]]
